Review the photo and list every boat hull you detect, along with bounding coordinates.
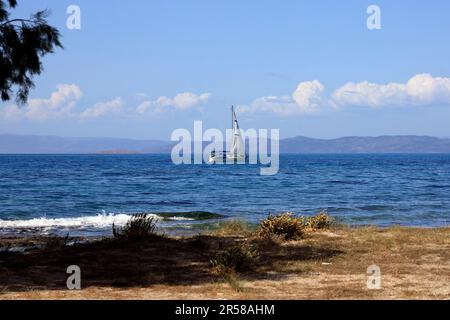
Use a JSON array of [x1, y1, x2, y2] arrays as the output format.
[[208, 153, 246, 163]]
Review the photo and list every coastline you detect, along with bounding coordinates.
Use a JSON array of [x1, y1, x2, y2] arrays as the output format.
[[1, 224, 449, 300]]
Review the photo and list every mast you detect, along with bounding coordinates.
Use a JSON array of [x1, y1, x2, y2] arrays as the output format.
[[231, 106, 235, 156], [231, 105, 235, 133]]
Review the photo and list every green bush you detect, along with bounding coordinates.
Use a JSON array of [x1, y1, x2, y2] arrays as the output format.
[[211, 243, 259, 275], [258, 213, 305, 241], [113, 214, 158, 240]]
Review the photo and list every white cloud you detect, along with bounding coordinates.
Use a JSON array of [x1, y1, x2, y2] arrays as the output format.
[[292, 80, 326, 113], [1, 86, 212, 122], [332, 74, 450, 108], [239, 74, 450, 116], [238, 80, 326, 115], [136, 92, 211, 114], [0, 84, 83, 121], [80, 98, 123, 119]]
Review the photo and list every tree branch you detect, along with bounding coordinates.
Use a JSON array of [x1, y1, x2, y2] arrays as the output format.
[[0, 18, 34, 27]]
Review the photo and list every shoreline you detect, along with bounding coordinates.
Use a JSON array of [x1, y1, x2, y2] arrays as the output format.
[[0, 219, 449, 240], [1, 224, 449, 300]]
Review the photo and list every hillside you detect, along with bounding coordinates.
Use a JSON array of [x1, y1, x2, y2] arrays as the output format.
[[1, 134, 450, 154]]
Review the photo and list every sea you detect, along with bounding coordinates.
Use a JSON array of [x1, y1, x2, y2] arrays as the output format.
[[0, 154, 449, 237]]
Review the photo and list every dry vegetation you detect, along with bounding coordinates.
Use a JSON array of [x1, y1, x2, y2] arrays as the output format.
[[113, 214, 161, 241], [0, 212, 449, 300], [258, 213, 305, 240], [206, 220, 254, 237]]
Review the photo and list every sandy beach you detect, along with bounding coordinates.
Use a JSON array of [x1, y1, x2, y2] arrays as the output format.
[[1, 224, 449, 300]]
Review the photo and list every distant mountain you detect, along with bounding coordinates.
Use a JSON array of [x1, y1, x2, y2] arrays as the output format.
[[280, 136, 450, 153], [1, 134, 450, 154], [95, 149, 142, 155], [0, 134, 171, 154]]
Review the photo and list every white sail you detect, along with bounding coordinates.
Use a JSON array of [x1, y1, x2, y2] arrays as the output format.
[[230, 106, 245, 159]]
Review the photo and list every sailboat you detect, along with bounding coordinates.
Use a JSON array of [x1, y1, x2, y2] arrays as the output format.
[[208, 106, 246, 163]]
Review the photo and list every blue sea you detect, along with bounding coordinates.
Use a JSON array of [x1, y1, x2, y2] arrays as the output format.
[[0, 154, 449, 236]]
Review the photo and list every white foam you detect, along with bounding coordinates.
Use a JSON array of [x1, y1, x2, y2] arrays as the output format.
[[0, 212, 194, 230], [166, 216, 195, 221], [0, 213, 135, 230]]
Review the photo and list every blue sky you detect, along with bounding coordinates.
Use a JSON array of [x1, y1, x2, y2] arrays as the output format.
[[1, 0, 450, 140]]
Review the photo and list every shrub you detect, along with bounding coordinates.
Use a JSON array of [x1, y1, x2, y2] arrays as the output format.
[[113, 214, 158, 240], [258, 213, 305, 241], [306, 211, 334, 230], [211, 243, 259, 275]]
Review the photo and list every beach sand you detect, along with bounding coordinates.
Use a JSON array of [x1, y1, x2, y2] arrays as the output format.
[[0, 226, 449, 300]]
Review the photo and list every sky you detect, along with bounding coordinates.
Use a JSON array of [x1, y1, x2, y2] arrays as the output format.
[[1, 0, 450, 140]]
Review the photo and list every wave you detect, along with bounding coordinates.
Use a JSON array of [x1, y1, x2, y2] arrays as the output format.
[[0, 213, 135, 230], [0, 211, 223, 231], [158, 211, 225, 221]]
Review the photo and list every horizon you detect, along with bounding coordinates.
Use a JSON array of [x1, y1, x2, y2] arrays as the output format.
[[2, 132, 450, 155]]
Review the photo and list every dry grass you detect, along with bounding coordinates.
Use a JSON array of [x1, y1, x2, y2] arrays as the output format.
[[0, 223, 449, 300], [305, 211, 334, 231], [209, 220, 254, 237], [210, 243, 259, 275], [113, 214, 161, 240], [258, 213, 305, 240]]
